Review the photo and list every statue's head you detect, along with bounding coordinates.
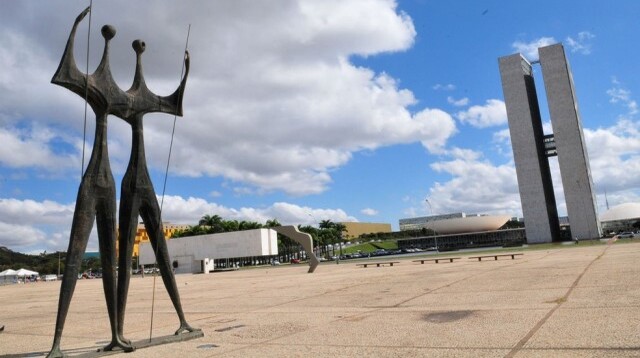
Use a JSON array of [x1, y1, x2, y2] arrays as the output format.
[[133, 39, 146, 54], [101, 25, 116, 41]]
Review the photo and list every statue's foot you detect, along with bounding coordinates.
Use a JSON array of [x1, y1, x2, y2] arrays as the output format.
[[175, 322, 200, 335], [118, 334, 132, 346], [101, 338, 135, 353], [46, 346, 65, 358]]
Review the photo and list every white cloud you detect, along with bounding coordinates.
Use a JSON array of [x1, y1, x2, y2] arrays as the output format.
[[417, 114, 640, 221], [427, 155, 521, 216], [456, 99, 507, 128], [0, 195, 358, 253], [414, 108, 458, 153], [566, 31, 595, 55], [512, 37, 557, 62], [150, 196, 358, 228], [0, 198, 77, 253], [607, 79, 638, 117], [0, 124, 80, 171], [361, 208, 378, 216], [447, 96, 469, 107], [0, 1, 460, 197], [492, 128, 513, 156], [584, 121, 640, 196]]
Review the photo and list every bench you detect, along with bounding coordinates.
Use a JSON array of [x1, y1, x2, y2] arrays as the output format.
[[356, 261, 400, 268], [468, 253, 524, 261], [413, 257, 460, 264]]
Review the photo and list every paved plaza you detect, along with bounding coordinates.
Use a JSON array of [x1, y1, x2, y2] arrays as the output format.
[[1, 242, 639, 357]]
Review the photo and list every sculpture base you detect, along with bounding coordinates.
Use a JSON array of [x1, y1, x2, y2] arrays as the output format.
[[79, 330, 204, 357]]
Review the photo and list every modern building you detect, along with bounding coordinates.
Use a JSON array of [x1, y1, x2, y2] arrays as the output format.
[[499, 43, 601, 243], [399, 213, 511, 235], [600, 203, 640, 234], [116, 222, 191, 258], [139, 228, 279, 274], [339, 222, 392, 240]]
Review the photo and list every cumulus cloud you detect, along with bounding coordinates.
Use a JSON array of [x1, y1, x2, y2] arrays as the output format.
[[0, 124, 80, 171], [414, 108, 458, 153], [566, 31, 595, 55], [427, 153, 521, 216], [159, 195, 356, 226], [512, 37, 557, 62], [0, 195, 358, 253], [0, 0, 460, 197], [416, 114, 640, 221], [456, 99, 507, 128], [584, 121, 640, 196], [0, 198, 76, 253]]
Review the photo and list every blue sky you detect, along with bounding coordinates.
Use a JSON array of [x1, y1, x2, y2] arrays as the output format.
[[1, 0, 639, 253]]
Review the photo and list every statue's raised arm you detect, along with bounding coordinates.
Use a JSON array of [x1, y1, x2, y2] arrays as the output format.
[[125, 40, 190, 118], [51, 6, 90, 95]]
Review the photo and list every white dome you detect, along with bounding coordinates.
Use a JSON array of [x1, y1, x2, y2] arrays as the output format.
[[425, 215, 511, 234], [600, 203, 640, 222]]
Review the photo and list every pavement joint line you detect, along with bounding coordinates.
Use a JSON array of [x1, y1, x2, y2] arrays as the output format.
[[504, 245, 611, 358]]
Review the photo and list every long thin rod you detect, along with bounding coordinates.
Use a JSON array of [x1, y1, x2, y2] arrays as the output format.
[[149, 24, 191, 342], [81, 0, 93, 179]]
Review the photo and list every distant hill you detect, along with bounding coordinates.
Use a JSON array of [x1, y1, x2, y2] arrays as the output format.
[[0, 247, 103, 275]]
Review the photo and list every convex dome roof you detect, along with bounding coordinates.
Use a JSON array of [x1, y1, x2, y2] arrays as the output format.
[[600, 203, 640, 222]]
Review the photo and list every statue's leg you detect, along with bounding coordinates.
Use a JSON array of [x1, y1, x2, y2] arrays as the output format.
[[47, 186, 95, 358], [141, 198, 199, 335], [115, 192, 140, 344], [96, 197, 134, 352]]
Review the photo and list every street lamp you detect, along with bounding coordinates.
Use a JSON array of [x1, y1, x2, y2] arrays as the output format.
[[425, 198, 433, 215]]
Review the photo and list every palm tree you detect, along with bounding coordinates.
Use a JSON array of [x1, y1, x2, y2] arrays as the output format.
[[222, 220, 239, 232], [319, 219, 334, 230], [199, 214, 224, 233], [239, 221, 262, 231], [265, 219, 280, 228], [334, 222, 347, 257]]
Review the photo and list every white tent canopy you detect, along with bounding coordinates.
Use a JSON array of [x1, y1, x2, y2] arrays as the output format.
[[15, 268, 39, 277], [0, 269, 17, 276], [0, 269, 18, 284]]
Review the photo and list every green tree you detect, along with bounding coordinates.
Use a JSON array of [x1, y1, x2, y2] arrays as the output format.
[[199, 214, 224, 233], [265, 219, 281, 228]]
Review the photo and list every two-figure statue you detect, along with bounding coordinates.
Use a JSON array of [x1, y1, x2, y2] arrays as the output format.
[[47, 7, 199, 357]]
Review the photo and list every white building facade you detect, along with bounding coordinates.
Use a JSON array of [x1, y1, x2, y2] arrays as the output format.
[[139, 228, 279, 274]]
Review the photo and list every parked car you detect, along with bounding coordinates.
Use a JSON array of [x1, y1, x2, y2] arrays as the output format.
[[617, 232, 635, 239], [290, 258, 301, 264], [271, 260, 281, 266]]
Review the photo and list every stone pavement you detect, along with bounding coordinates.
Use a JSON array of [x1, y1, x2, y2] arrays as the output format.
[[1, 242, 639, 357]]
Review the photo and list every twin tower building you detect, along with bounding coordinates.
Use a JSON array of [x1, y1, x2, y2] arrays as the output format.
[[499, 44, 601, 243]]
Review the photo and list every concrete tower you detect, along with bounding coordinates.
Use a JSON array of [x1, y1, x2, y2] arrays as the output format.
[[499, 53, 561, 244], [499, 43, 601, 243]]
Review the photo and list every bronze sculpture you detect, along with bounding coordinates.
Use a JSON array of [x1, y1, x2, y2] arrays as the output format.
[[116, 39, 197, 342], [48, 7, 198, 357]]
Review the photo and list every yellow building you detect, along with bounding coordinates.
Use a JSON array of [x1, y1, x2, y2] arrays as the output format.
[[339, 222, 392, 240], [116, 222, 191, 258]]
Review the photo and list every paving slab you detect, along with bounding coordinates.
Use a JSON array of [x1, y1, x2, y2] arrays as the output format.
[[0, 242, 639, 357]]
